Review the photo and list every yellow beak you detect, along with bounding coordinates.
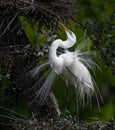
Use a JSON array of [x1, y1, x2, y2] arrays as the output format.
[[58, 21, 68, 31]]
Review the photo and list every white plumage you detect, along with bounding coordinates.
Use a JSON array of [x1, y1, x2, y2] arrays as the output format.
[[49, 29, 94, 102], [31, 22, 102, 114]]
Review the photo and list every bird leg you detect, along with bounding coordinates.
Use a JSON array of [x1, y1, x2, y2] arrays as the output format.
[[65, 80, 69, 110], [75, 86, 79, 122]]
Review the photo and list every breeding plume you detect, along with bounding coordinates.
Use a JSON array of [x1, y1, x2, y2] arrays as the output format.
[[31, 22, 102, 120], [48, 22, 96, 118], [49, 22, 94, 94]]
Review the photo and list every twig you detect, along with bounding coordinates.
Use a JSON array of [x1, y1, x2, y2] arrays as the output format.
[[0, 106, 27, 119], [0, 14, 18, 37]]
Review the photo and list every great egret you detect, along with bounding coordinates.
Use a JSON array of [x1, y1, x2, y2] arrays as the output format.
[[48, 22, 96, 120], [31, 22, 102, 121]]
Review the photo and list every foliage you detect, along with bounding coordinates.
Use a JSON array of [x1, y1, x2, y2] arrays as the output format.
[[0, 1, 115, 130], [1, 17, 115, 123], [19, 16, 47, 47], [85, 14, 115, 66], [53, 2, 115, 121], [78, 0, 115, 121], [79, 0, 115, 22]]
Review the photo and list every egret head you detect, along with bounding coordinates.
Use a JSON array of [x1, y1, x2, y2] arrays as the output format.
[[59, 21, 76, 43]]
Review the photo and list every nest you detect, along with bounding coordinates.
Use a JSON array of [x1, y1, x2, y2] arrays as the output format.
[[0, 0, 78, 36]]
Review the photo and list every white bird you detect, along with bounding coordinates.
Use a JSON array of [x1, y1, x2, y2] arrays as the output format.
[[31, 22, 102, 120], [49, 22, 94, 92], [48, 22, 96, 120]]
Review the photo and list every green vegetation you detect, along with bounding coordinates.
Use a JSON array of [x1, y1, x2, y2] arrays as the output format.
[[0, 0, 115, 128]]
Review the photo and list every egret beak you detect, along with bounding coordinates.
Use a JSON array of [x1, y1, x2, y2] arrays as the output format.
[[58, 21, 68, 31]]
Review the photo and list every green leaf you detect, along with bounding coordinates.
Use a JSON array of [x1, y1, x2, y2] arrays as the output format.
[[99, 102, 115, 120], [36, 35, 47, 45], [19, 16, 39, 47], [77, 37, 94, 51]]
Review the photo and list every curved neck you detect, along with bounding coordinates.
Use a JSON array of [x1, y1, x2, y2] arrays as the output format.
[[49, 33, 76, 64], [49, 40, 61, 61]]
